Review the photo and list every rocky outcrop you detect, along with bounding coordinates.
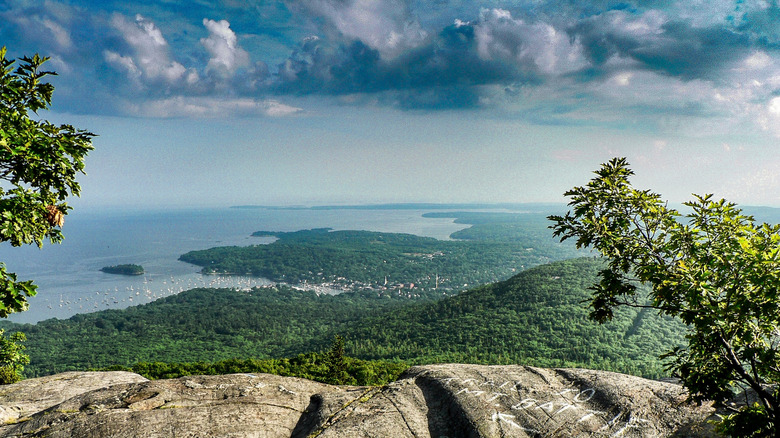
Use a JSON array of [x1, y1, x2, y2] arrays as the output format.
[[0, 371, 147, 426], [0, 365, 719, 437]]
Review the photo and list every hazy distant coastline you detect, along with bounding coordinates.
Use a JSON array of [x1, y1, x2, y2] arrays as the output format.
[[230, 202, 567, 212]]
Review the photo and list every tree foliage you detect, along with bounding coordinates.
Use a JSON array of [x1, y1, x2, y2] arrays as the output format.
[[0, 47, 93, 382], [324, 335, 349, 385], [549, 157, 780, 436], [0, 329, 28, 384], [102, 352, 408, 387]]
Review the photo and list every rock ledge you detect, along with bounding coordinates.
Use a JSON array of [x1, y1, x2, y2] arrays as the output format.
[[0, 365, 719, 437]]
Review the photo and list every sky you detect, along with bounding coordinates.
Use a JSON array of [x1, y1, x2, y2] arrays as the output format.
[[3, 0, 780, 209]]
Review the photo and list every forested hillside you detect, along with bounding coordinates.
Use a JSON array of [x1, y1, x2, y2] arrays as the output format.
[[2, 258, 686, 378], [341, 257, 685, 377]]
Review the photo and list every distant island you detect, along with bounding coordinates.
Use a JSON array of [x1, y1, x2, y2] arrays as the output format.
[[100, 264, 144, 276]]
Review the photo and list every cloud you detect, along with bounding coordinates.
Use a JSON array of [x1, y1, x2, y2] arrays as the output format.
[[733, 0, 780, 44], [275, 8, 584, 108], [770, 97, 780, 115], [570, 9, 750, 81], [201, 18, 250, 78], [104, 15, 264, 97], [103, 50, 141, 79], [106, 13, 194, 86], [262, 99, 303, 116], [742, 51, 772, 70], [291, 0, 428, 58], [125, 96, 302, 118], [3, 0, 780, 127], [759, 96, 780, 137], [473, 8, 587, 76], [41, 18, 74, 51], [0, 3, 78, 54]]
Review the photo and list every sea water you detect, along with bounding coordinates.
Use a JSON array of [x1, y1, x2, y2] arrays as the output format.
[[0, 207, 467, 324]]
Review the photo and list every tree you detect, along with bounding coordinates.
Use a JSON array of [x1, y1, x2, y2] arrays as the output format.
[[0, 330, 29, 384], [0, 47, 93, 382], [549, 157, 780, 437], [324, 335, 351, 385]]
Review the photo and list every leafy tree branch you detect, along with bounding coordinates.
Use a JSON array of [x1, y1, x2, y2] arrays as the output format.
[[0, 47, 93, 382], [550, 157, 780, 437]]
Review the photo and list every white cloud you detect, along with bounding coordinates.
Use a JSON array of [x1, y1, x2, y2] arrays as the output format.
[[41, 18, 73, 51], [611, 72, 633, 86], [298, 0, 427, 58], [770, 97, 780, 115], [474, 8, 588, 75], [262, 99, 304, 117], [742, 51, 772, 70], [614, 9, 667, 37], [759, 96, 780, 136], [665, 0, 771, 28], [3, 12, 75, 53], [104, 50, 142, 79], [200, 19, 250, 78], [128, 96, 302, 118], [109, 14, 191, 84], [47, 54, 72, 74]]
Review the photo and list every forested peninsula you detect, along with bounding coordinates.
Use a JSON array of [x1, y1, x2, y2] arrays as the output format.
[[179, 211, 579, 298]]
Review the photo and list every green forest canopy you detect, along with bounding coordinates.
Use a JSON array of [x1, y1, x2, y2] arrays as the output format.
[[2, 258, 686, 379]]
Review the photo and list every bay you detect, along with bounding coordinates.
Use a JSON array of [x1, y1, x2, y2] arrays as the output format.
[[0, 207, 467, 323]]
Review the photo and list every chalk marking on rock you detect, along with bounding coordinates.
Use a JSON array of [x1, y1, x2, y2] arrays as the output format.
[[573, 388, 595, 403], [611, 417, 651, 437], [577, 409, 605, 423], [456, 388, 486, 397], [536, 401, 555, 413], [486, 392, 507, 402], [553, 403, 577, 415], [440, 374, 654, 437], [492, 412, 540, 434], [277, 385, 297, 395], [511, 398, 537, 410], [599, 412, 625, 431]]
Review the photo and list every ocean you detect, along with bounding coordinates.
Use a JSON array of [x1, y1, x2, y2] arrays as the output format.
[[0, 207, 468, 324]]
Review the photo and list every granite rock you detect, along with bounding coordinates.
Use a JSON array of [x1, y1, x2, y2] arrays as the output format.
[[0, 365, 720, 437]]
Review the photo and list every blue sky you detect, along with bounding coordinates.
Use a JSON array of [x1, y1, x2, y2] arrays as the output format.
[[3, 0, 780, 208]]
